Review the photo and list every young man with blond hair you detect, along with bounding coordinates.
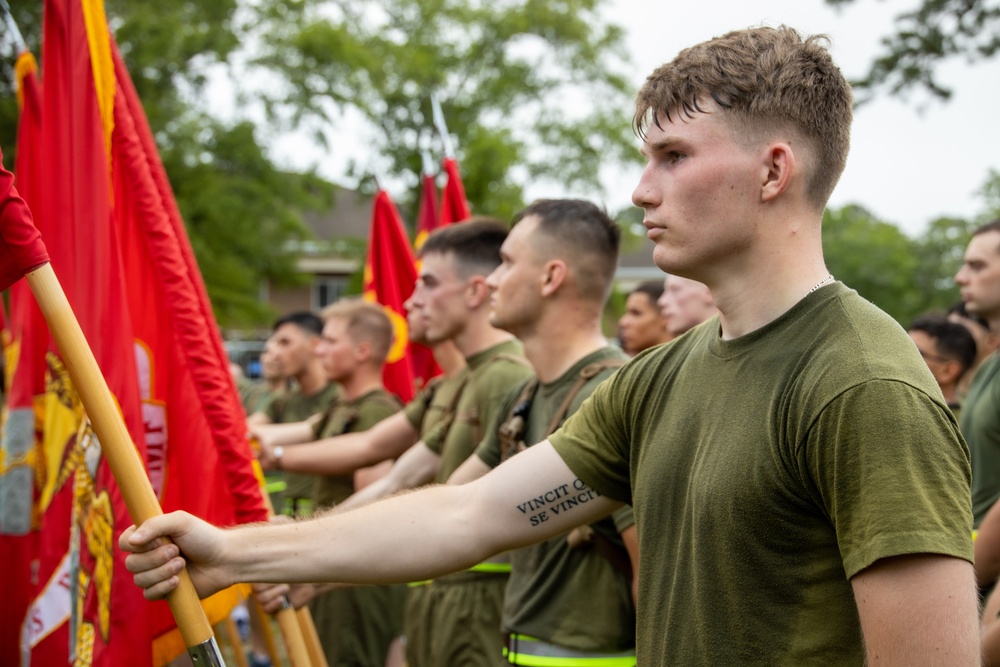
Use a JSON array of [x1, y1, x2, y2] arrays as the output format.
[[122, 27, 977, 665]]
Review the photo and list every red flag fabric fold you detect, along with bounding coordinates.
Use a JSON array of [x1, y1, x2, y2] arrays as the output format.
[[439, 156, 471, 225], [363, 190, 419, 402]]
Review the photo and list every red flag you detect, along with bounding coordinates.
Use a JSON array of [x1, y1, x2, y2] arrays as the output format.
[[363, 190, 419, 402], [414, 171, 439, 252], [439, 156, 471, 225], [8, 2, 268, 665], [0, 51, 48, 667]]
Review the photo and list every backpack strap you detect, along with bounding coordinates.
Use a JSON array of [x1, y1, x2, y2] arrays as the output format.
[[497, 378, 540, 463], [544, 358, 626, 435]]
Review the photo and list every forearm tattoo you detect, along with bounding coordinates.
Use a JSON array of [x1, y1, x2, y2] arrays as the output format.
[[516, 478, 600, 527]]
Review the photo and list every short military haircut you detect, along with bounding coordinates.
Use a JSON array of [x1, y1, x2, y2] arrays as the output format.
[[634, 25, 853, 210], [630, 279, 666, 306], [321, 298, 394, 364], [910, 313, 978, 377], [273, 311, 323, 337], [419, 217, 509, 278], [513, 199, 621, 303], [971, 219, 1000, 242]]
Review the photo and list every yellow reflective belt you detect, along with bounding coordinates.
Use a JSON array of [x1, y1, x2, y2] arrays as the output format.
[[503, 634, 636, 667], [467, 561, 511, 574], [407, 580, 432, 588], [264, 479, 287, 494]]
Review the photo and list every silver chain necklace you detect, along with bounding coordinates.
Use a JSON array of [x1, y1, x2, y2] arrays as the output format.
[[807, 275, 835, 295]]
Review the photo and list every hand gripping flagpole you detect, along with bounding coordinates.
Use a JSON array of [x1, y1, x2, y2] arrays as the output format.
[[24, 262, 226, 666]]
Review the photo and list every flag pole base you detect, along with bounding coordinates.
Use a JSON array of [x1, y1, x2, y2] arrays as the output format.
[[188, 637, 226, 666]]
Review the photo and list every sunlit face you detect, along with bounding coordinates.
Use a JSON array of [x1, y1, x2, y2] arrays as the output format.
[[618, 291, 669, 355], [315, 316, 360, 383], [632, 106, 762, 278], [486, 217, 546, 337], [269, 322, 318, 378], [658, 275, 715, 336], [408, 252, 472, 345], [956, 231, 1000, 321]]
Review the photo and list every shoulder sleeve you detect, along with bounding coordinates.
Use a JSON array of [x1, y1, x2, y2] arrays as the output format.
[[549, 364, 633, 504], [475, 383, 526, 469], [263, 393, 285, 422], [474, 359, 533, 448], [802, 380, 973, 578], [353, 394, 402, 433], [403, 383, 435, 430]]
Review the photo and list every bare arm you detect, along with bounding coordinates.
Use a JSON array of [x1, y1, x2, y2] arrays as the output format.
[[446, 453, 492, 485], [851, 554, 979, 666], [252, 420, 317, 450], [620, 524, 639, 606], [976, 499, 1000, 587], [121, 441, 621, 599], [264, 411, 419, 475], [334, 441, 441, 512], [246, 411, 272, 428]]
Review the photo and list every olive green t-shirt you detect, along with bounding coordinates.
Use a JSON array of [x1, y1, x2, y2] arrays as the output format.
[[310, 388, 401, 510], [402, 370, 470, 438], [959, 352, 1000, 526], [477, 346, 635, 652], [551, 283, 973, 666], [265, 382, 341, 501], [422, 340, 531, 482]]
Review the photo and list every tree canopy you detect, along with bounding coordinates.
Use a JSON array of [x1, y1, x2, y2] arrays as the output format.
[[1, 0, 638, 326], [828, 0, 1000, 102]]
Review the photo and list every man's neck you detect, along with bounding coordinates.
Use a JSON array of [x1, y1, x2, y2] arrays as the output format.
[[705, 223, 829, 340], [337, 366, 385, 402], [431, 339, 466, 376], [453, 314, 516, 359], [521, 305, 608, 383], [295, 363, 329, 396]]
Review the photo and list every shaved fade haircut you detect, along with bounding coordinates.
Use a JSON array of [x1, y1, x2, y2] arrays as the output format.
[[419, 217, 509, 279], [513, 199, 621, 304], [634, 25, 853, 210], [321, 298, 394, 365]]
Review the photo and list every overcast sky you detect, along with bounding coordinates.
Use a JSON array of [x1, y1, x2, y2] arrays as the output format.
[[594, 0, 1000, 236], [264, 0, 1000, 237]]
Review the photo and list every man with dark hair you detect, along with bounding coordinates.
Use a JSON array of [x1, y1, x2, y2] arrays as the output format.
[[617, 280, 671, 356], [955, 220, 1000, 530], [248, 311, 339, 517], [123, 27, 977, 665], [908, 313, 977, 415], [448, 198, 637, 666]]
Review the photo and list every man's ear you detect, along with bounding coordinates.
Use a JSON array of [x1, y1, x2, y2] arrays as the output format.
[[541, 260, 568, 297], [354, 339, 373, 364], [465, 276, 492, 308], [760, 142, 795, 203], [939, 359, 964, 387]]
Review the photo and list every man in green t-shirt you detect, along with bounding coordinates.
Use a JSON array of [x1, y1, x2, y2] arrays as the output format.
[[254, 220, 531, 667], [304, 298, 404, 667], [247, 311, 340, 517], [448, 200, 638, 666], [123, 27, 979, 666]]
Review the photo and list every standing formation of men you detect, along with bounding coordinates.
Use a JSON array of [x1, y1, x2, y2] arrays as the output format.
[[120, 25, 983, 667]]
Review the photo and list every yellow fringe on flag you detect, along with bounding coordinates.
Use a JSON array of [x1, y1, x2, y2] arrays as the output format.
[[80, 0, 115, 169], [13, 51, 38, 110]]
